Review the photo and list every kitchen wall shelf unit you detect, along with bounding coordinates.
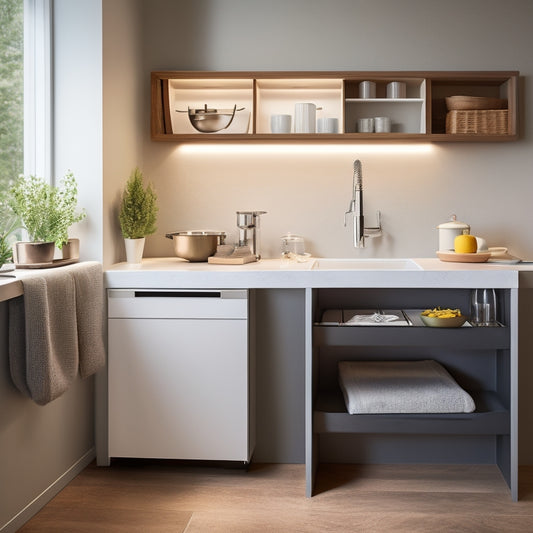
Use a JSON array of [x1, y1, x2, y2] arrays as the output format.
[[151, 71, 519, 142], [305, 287, 517, 499]]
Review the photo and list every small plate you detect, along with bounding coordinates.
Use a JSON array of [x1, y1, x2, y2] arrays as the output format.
[[420, 314, 467, 328], [436, 250, 491, 263]]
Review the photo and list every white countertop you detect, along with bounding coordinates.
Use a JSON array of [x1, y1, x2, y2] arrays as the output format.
[[104, 257, 527, 290]]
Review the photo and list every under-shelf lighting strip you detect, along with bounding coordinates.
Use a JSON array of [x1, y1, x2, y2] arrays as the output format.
[[177, 143, 435, 155]]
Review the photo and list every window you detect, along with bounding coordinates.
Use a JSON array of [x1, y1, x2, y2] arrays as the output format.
[[0, 0, 50, 250], [0, 0, 24, 195]]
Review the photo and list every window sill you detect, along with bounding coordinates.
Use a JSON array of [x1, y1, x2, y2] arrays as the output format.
[[0, 278, 24, 302]]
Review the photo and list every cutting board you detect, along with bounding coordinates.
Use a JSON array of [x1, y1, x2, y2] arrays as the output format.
[[208, 255, 257, 265], [436, 251, 491, 263]]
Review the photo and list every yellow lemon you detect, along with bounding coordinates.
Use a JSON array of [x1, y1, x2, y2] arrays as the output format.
[[454, 234, 477, 253]]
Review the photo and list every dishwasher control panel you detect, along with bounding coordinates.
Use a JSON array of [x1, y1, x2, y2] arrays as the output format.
[[108, 289, 248, 319]]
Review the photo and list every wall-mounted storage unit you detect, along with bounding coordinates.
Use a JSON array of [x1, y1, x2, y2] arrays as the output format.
[[151, 71, 519, 142]]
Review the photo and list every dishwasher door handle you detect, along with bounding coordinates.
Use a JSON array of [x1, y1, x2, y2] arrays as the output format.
[[109, 289, 247, 300], [134, 291, 222, 298]]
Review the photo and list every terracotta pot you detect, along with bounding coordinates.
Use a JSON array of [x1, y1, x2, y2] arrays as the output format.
[[61, 238, 80, 260], [14, 241, 55, 264]]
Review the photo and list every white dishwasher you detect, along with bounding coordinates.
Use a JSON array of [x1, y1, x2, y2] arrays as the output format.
[[107, 288, 254, 463]]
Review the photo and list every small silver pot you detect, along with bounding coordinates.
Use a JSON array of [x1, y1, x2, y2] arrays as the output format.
[[165, 231, 226, 262], [177, 105, 245, 133]]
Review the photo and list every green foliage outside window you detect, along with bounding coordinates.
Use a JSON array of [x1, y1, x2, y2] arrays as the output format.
[[0, 0, 24, 194]]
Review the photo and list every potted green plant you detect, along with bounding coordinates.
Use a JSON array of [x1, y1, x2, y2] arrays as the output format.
[[8, 172, 86, 264], [119, 167, 158, 263], [0, 192, 20, 269]]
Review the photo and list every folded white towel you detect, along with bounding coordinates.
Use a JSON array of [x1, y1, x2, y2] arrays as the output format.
[[338, 360, 476, 414], [345, 313, 399, 325]]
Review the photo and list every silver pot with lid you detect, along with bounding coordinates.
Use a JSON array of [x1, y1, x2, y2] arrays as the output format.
[[437, 215, 470, 251]]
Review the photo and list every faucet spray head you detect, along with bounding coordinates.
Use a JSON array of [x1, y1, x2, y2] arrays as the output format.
[[353, 159, 363, 190]]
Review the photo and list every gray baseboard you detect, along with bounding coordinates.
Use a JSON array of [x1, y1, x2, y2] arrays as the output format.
[[1, 447, 95, 533]]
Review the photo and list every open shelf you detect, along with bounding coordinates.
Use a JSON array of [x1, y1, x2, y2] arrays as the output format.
[[314, 389, 509, 435], [152, 71, 519, 142], [313, 322, 510, 348]]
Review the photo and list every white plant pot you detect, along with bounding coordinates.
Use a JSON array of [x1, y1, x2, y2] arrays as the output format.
[[124, 237, 145, 264]]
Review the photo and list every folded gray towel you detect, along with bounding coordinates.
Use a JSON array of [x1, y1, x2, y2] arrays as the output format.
[[338, 360, 476, 414], [8, 261, 105, 405]]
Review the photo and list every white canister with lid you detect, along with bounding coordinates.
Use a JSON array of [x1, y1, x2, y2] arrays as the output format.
[[437, 215, 470, 251]]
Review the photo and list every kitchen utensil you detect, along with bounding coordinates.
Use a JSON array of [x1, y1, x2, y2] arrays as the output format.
[[165, 231, 226, 261], [436, 250, 491, 263], [374, 116, 391, 132], [281, 233, 305, 256], [470, 288, 498, 327], [177, 105, 245, 133], [359, 81, 376, 99], [317, 117, 339, 133], [236, 211, 267, 260], [294, 103, 321, 133], [271, 114, 292, 133], [475, 236, 488, 251], [437, 215, 470, 251], [387, 81, 406, 99], [357, 118, 374, 133]]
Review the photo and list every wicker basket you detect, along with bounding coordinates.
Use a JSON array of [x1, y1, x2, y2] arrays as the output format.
[[446, 109, 508, 135], [445, 96, 507, 111]]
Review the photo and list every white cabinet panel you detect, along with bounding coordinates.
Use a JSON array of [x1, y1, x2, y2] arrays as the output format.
[[108, 315, 250, 461]]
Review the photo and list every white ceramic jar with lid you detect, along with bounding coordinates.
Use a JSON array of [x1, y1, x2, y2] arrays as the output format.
[[437, 215, 470, 251]]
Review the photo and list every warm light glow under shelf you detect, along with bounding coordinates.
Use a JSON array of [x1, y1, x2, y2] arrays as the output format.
[[177, 143, 435, 156]]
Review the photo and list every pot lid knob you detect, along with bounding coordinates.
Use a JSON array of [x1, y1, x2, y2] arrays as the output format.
[[437, 214, 470, 230]]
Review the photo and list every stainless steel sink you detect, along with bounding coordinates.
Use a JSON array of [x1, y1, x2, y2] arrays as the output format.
[[311, 258, 421, 270]]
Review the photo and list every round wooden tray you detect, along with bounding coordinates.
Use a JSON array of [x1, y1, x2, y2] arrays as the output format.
[[436, 250, 491, 263]]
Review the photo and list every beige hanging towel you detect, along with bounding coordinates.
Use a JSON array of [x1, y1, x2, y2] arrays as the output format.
[[8, 261, 105, 405]]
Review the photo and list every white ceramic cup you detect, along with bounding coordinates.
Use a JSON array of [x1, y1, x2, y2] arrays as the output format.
[[317, 117, 339, 133], [294, 103, 317, 133], [475, 236, 488, 252], [374, 116, 391, 132], [270, 114, 292, 133], [387, 81, 407, 98], [359, 81, 376, 99], [357, 117, 374, 133]]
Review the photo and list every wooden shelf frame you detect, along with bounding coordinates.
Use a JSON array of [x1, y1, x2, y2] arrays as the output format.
[[151, 70, 519, 142]]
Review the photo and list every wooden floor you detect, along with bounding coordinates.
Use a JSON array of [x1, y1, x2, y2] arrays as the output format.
[[19, 461, 533, 532]]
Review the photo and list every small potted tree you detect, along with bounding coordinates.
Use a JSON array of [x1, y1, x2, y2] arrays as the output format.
[[8, 172, 86, 264], [119, 167, 158, 263]]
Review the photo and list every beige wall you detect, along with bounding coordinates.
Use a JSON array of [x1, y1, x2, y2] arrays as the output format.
[[135, 0, 533, 262], [100, 0, 533, 463]]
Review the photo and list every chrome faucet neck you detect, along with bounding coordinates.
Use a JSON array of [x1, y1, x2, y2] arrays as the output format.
[[344, 160, 382, 248]]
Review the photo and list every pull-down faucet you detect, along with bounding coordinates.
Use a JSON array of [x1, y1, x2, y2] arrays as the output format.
[[344, 159, 382, 248]]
